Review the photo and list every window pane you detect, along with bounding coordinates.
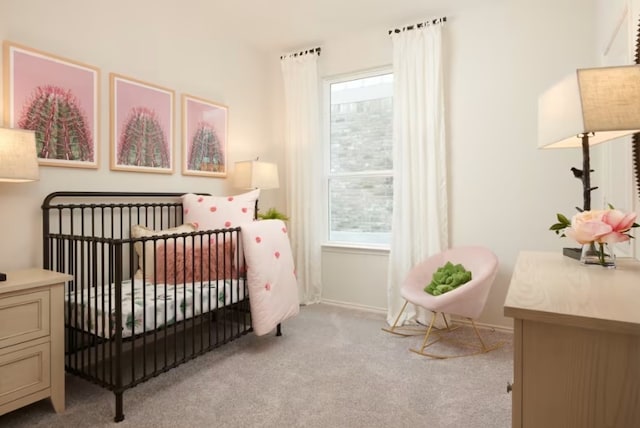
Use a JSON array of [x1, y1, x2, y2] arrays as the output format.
[[329, 175, 392, 245], [329, 74, 393, 174]]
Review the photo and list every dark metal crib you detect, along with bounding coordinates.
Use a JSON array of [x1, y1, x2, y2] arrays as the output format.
[[42, 191, 253, 422]]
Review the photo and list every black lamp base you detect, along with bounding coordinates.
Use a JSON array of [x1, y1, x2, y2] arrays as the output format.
[[563, 247, 582, 260], [0, 272, 6, 282]]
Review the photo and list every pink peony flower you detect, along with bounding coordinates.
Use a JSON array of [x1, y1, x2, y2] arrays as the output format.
[[565, 210, 610, 244], [551, 207, 638, 267], [564, 209, 638, 245], [599, 209, 638, 244]]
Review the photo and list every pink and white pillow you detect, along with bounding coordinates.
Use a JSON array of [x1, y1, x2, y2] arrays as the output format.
[[182, 190, 260, 231], [130, 223, 196, 280], [240, 219, 299, 336]]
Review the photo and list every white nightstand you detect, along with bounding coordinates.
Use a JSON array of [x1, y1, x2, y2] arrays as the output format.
[[0, 268, 71, 416]]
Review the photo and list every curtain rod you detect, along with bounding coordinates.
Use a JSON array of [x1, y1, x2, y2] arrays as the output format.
[[280, 47, 321, 60], [388, 16, 446, 35]]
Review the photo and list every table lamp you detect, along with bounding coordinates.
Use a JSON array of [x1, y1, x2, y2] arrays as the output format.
[[233, 159, 279, 218], [538, 65, 640, 258], [0, 127, 39, 281], [538, 65, 640, 209]]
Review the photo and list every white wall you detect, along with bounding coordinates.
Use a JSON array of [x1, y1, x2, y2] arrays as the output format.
[[0, 0, 276, 271], [1, 0, 627, 329], [313, 0, 601, 327]]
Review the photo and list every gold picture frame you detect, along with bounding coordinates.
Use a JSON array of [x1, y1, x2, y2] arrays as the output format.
[[110, 73, 175, 174], [3, 41, 100, 168], [181, 94, 228, 178]]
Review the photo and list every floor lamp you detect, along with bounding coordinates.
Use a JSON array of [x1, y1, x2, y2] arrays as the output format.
[[233, 159, 280, 218], [538, 65, 640, 258], [0, 128, 39, 281]]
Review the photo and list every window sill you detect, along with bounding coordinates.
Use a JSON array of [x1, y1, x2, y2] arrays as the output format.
[[321, 242, 390, 255]]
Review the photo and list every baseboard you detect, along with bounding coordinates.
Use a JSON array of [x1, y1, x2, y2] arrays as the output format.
[[451, 317, 513, 333], [319, 298, 387, 315], [319, 299, 514, 333]]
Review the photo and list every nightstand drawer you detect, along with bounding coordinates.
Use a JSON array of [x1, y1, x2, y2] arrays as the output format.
[[0, 340, 51, 407], [0, 290, 50, 348]]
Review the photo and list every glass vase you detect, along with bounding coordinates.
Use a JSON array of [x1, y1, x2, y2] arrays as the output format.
[[580, 242, 616, 268]]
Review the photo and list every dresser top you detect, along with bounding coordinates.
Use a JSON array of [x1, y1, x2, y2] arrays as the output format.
[[0, 268, 72, 294], [504, 251, 640, 335]]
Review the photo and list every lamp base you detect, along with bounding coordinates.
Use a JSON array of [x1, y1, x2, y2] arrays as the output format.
[[562, 247, 582, 260], [0, 272, 6, 282]]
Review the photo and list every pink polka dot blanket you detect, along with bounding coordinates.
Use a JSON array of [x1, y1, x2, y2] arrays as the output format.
[[240, 219, 299, 336]]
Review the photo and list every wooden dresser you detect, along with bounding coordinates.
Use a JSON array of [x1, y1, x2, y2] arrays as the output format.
[[504, 251, 640, 428], [0, 268, 71, 416]]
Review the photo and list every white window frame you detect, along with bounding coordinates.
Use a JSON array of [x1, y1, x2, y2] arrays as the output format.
[[322, 67, 393, 250]]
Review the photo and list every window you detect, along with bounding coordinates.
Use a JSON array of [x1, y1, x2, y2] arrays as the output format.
[[324, 70, 393, 247]]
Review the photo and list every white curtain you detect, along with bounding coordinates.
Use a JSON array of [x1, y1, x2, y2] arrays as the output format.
[[386, 22, 448, 325], [281, 52, 322, 305]]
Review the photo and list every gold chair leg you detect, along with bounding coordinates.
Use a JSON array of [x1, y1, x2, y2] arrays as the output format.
[[470, 318, 488, 351], [381, 300, 428, 337], [417, 311, 438, 352], [469, 318, 504, 353], [410, 316, 505, 359], [409, 312, 447, 358], [440, 313, 461, 333], [441, 312, 449, 329], [391, 301, 408, 330]]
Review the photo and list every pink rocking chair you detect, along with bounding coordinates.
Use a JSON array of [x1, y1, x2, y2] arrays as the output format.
[[384, 246, 503, 359]]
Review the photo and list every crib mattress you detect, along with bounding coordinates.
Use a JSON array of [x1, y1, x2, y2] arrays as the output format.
[[66, 278, 246, 339]]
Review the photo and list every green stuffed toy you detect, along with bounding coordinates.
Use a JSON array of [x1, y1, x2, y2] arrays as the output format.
[[424, 261, 472, 296]]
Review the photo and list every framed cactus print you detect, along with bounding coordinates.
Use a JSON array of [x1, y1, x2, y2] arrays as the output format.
[[110, 73, 174, 174], [182, 94, 228, 177], [3, 41, 100, 168]]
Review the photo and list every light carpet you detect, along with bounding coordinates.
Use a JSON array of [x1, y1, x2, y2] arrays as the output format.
[[0, 303, 513, 427]]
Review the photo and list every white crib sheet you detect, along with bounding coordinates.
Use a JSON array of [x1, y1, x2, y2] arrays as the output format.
[[66, 278, 246, 339]]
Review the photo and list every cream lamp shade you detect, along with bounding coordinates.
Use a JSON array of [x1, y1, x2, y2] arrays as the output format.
[[538, 65, 640, 149], [234, 160, 279, 189], [0, 127, 39, 182]]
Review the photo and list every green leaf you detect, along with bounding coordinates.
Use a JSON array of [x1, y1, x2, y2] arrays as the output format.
[[258, 207, 289, 221], [556, 213, 570, 225]]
